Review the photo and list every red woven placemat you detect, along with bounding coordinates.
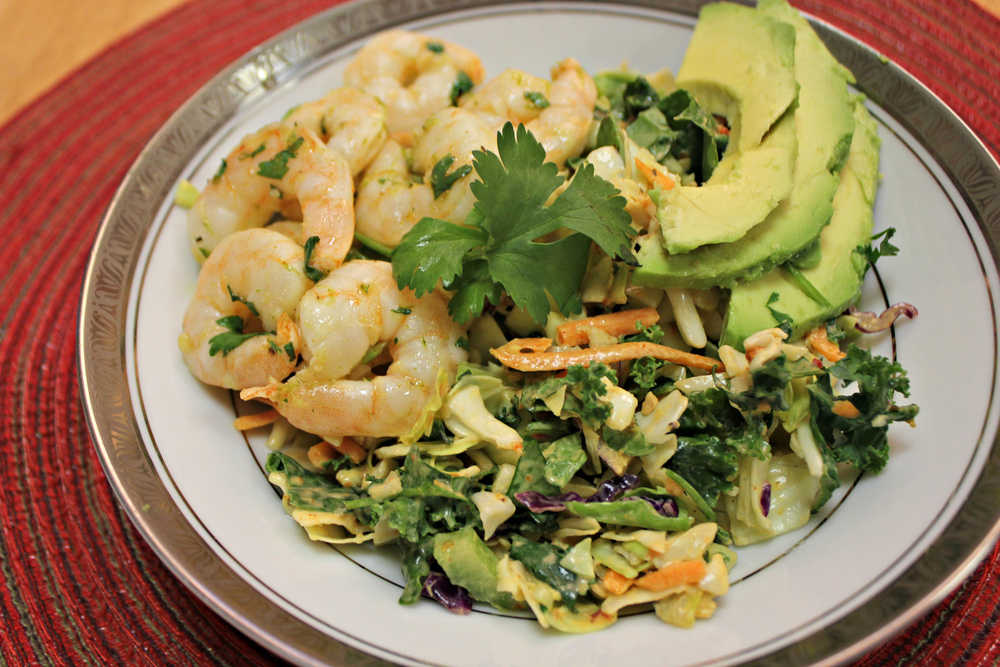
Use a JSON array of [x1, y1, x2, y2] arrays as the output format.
[[1, 0, 998, 664]]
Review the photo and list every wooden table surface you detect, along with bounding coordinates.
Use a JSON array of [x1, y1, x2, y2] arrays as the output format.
[[2, 0, 1000, 126]]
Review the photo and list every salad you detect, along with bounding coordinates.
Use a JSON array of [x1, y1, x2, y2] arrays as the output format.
[[176, 0, 918, 633]]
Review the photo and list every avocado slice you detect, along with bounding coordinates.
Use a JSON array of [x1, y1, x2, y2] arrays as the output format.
[[433, 526, 518, 610], [658, 110, 797, 254], [677, 2, 798, 154], [633, 0, 856, 288], [720, 99, 880, 346]]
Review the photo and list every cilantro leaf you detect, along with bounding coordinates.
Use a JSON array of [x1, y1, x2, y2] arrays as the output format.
[[425, 41, 444, 53], [303, 235, 328, 282], [392, 123, 634, 324], [390, 218, 487, 298], [226, 285, 259, 317], [856, 227, 899, 270], [258, 136, 303, 179], [450, 71, 474, 105], [766, 292, 793, 336], [211, 159, 227, 183], [430, 155, 473, 198], [208, 316, 267, 356], [523, 91, 550, 109]]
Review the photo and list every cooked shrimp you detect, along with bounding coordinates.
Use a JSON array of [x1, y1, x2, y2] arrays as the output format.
[[282, 87, 388, 177], [354, 139, 435, 248], [460, 59, 597, 167], [356, 108, 498, 248], [179, 228, 311, 390], [343, 30, 485, 135], [188, 125, 353, 271], [241, 260, 468, 439], [526, 59, 597, 166]]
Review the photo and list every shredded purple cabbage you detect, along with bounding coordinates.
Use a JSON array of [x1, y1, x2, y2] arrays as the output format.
[[848, 303, 918, 333], [423, 572, 473, 615], [640, 495, 679, 518], [760, 483, 772, 517], [590, 474, 641, 502], [514, 491, 585, 512], [516, 475, 652, 513]]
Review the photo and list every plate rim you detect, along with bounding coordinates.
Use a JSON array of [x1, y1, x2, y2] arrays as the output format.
[[77, 1, 1000, 665]]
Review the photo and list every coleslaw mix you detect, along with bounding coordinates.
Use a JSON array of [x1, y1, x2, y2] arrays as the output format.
[[178, 0, 918, 633]]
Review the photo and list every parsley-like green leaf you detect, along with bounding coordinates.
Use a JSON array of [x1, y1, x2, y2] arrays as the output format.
[[211, 159, 227, 183], [523, 91, 550, 109], [856, 227, 900, 270], [429, 155, 473, 198], [208, 316, 267, 356], [303, 235, 328, 282], [392, 306, 412, 315], [766, 292, 793, 336], [283, 342, 296, 361], [392, 123, 633, 324], [240, 143, 265, 159], [258, 136, 304, 179], [226, 285, 259, 317], [425, 41, 444, 53], [390, 219, 487, 298], [449, 71, 474, 105]]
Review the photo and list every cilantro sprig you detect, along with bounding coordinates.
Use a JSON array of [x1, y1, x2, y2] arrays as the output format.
[[430, 155, 472, 198], [856, 227, 900, 271], [258, 136, 304, 179], [208, 316, 267, 356], [391, 123, 635, 324]]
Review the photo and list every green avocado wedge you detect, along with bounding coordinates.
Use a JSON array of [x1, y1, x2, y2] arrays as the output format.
[[676, 2, 798, 154], [658, 110, 797, 254], [634, 0, 856, 289], [720, 99, 880, 347]]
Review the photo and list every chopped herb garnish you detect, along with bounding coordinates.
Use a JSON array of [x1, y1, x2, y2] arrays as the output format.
[[283, 342, 296, 361], [429, 155, 472, 198], [227, 284, 260, 317], [455, 337, 469, 349], [524, 91, 550, 109], [766, 292, 793, 335], [856, 227, 899, 272], [392, 306, 413, 315], [211, 159, 227, 183], [240, 143, 266, 159], [449, 71, 474, 105], [208, 316, 267, 356], [392, 123, 634, 324], [303, 235, 327, 282], [258, 136, 304, 179], [198, 247, 210, 259], [426, 41, 444, 53]]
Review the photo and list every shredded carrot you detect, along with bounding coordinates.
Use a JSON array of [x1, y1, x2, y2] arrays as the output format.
[[602, 569, 634, 596], [332, 437, 367, 464], [806, 326, 846, 362], [832, 400, 861, 419], [491, 338, 721, 373], [634, 559, 707, 592], [232, 409, 280, 431], [556, 308, 660, 346], [307, 441, 337, 467], [634, 158, 675, 191]]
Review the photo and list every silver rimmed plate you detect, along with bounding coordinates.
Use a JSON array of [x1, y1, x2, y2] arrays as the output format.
[[79, 2, 1000, 665]]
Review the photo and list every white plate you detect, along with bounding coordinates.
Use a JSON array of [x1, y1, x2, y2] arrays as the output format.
[[79, 2, 1000, 665]]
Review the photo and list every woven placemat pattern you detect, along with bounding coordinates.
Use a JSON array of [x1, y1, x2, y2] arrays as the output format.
[[0, 0, 997, 664]]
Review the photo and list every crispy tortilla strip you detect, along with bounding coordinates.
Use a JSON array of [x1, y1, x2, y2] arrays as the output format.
[[556, 308, 660, 346], [491, 338, 721, 372]]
